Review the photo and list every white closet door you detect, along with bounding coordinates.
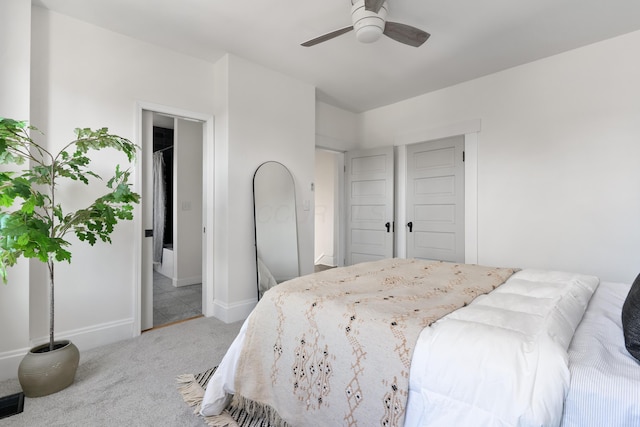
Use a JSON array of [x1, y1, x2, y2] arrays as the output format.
[[406, 136, 465, 262], [345, 147, 394, 265]]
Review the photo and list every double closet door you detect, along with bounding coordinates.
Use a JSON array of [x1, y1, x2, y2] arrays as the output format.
[[345, 136, 465, 265]]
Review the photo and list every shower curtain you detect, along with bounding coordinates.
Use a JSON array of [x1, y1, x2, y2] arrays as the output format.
[[153, 151, 166, 264]]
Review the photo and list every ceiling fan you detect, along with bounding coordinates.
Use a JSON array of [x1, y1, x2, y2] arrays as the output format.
[[301, 0, 430, 48]]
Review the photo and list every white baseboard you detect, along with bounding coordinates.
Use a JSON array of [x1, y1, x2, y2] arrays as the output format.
[[173, 275, 202, 287], [315, 255, 335, 267], [0, 347, 29, 381], [155, 248, 174, 278], [47, 318, 136, 352], [211, 298, 255, 323], [0, 318, 135, 381]]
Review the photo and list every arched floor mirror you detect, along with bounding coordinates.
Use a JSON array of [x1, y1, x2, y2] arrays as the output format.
[[253, 161, 300, 299]]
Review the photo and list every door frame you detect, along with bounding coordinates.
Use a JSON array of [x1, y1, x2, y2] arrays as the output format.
[[133, 101, 214, 335], [394, 119, 480, 264]]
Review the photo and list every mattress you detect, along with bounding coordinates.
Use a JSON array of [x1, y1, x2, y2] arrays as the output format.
[[560, 281, 640, 427]]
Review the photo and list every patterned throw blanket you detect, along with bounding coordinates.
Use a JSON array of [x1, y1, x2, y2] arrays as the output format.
[[233, 259, 516, 427]]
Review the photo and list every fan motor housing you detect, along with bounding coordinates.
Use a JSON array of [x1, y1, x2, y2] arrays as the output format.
[[351, 0, 388, 43]]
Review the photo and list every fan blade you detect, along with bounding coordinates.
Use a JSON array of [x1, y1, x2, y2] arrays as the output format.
[[301, 26, 354, 47], [364, 0, 385, 13], [383, 21, 430, 47]]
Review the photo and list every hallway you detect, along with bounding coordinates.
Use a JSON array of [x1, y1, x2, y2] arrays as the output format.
[[153, 271, 202, 327]]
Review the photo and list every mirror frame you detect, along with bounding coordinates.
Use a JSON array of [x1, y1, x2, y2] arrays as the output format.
[[253, 161, 300, 299]]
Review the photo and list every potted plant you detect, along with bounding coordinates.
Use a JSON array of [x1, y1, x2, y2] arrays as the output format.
[[0, 118, 139, 397]]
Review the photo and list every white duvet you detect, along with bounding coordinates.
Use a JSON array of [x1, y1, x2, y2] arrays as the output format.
[[202, 269, 599, 427]]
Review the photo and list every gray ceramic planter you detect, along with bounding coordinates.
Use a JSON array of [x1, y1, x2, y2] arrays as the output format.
[[18, 340, 80, 398]]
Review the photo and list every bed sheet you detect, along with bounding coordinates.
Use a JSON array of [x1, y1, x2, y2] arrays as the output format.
[[560, 281, 640, 427]]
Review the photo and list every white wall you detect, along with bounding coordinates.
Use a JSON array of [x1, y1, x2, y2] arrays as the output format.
[[28, 7, 216, 338], [0, 0, 32, 380], [314, 102, 357, 268], [0, 6, 316, 380], [316, 102, 359, 151], [0, 6, 219, 380], [212, 54, 316, 322], [357, 30, 640, 283]]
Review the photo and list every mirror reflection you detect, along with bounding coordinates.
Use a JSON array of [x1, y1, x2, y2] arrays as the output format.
[[253, 161, 300, 299]]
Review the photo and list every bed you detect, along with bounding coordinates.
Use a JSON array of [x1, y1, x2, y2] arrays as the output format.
[[198, 258, 639, 427]]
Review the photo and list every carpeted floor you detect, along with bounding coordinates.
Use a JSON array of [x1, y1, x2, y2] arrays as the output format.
[[0, 316, 242, 426]]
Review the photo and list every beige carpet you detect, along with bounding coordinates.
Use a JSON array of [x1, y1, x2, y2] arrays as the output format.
[[0, 316, 242, 426]]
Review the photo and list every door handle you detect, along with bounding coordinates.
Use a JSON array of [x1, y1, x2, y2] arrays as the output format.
[[385, 222, 391, 233], [407, 221, 413, 232]]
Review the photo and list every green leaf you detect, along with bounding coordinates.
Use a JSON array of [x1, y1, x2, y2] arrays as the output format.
[[20, 197, 36, 214], [0, 193, 15, 207], [0, 118, 140, 285]]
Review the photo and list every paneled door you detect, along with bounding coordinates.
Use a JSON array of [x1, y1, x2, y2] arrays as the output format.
[[345, 147, 394, 265], [406, 136, 464, 262]]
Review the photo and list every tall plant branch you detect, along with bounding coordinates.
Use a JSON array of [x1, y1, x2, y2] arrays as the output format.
[[0, 118, 140, 351], [47, 153, 57, 351]]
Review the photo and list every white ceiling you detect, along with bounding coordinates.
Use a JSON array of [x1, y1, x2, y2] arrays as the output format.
[[32, 0, 640, 113]]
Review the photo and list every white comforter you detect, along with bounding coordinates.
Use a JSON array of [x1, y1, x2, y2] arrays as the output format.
[[202, 269, 599, 427]]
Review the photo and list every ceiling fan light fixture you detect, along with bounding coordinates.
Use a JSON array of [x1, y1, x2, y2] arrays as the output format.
[[302, 0, 429, 48], [351, 0, 388, 43], [355, 23, 384, 43]]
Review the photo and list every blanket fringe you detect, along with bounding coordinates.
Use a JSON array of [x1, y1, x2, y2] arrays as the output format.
[[176, 374, 240, 427], [232, 394, 289, 427], [176, 374, 205, 414]]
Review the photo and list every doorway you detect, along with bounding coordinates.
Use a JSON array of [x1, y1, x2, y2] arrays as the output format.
[[314, 148, 344, 270], [137, 105, 213, 333], [150, 116, 203, 327], [313, 125, 479, 270]]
